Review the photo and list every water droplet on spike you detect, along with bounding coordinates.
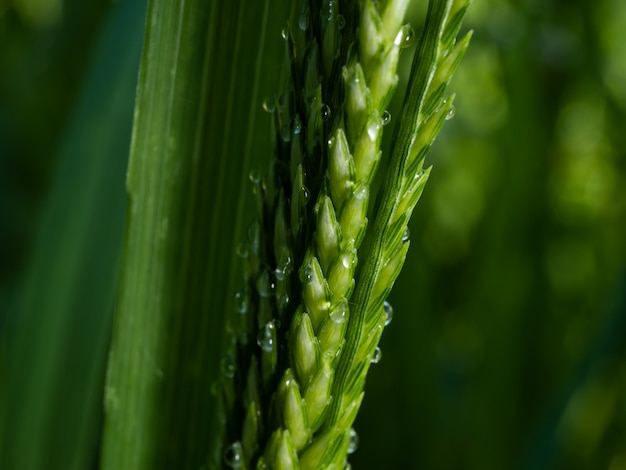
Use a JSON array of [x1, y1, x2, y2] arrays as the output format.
[[256, 271, 276, 297], [446, 104, 456, 120], [291, 114, 302, 135], [371, 347, 382, 364], [402, 25, 415, 48], [221, 354, 236, 378], [401, 227, 410, 243], [300, 265, 313, 285], [320, 104, 331, 121], [224, 441, 243, 468], [301, 185, 310, 202], [348, 428, 359, 454], [277, 293, 290, 310], [382, 110, 392, 126], [341, 252, 355, 269], [298, 11, 309, 31], [330, 300, 348, 324], [257, 321, 276, 352], [280, 125, 291, 142], [384, 300, 393, 326]]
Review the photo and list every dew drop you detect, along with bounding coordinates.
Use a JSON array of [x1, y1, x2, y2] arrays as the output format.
[[235, 242, 248, 259], [367, 118, 381, 141], [281, 27, 288, 40], [291, 114, 302, 135], [337, 14, 345, 29], [381, 110, 392, 126], [347, 428, 359, 454], [341, 252, 355, 269], [234, 289, 248, 314], [345, 464, 352, 470], [280, 125, 291, 142], [354, 184, 368, 201], [277, 293, 290, 310], [330, 301, 348, 324], [320, 104, 331, 121], [299, 265, 313, 285], [247, 219, 261, 241], [257, 321, 276, 352], [221, 354, 236, 378], [248, 169, 261, 183], [301, 185, 310, 202], [275, 258, 292, 281], [371, 346, 382, 364], [383, 300, 394, 326], [224, 441, 243, 468], [262, 96, 275, 113], [256, 271, 276, 297], [298, 11, 309, 31], [446, 104, 456, 120], [401, 227, 410, 243], [402, 24, 415, 49]]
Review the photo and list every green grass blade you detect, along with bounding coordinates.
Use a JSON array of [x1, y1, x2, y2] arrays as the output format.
[[100, 0, 289, 468]]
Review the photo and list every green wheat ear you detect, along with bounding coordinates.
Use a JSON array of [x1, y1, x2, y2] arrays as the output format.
[[211, 0, 471, 468]]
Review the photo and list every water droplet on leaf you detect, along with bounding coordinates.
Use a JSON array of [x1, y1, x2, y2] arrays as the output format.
[[281, 27, 288, 40], [337, 14, 345, 29], [262, 96, 275, 113], [235, 242, 248, 259], [248, 169, 261, 183]]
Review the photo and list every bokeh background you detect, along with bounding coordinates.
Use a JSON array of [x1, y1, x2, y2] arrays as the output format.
[[1, 0, 625, 469]]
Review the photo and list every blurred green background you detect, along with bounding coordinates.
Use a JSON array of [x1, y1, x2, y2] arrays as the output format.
[[1, 0, 625, 469]]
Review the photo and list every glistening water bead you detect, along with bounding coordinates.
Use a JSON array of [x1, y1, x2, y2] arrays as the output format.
[[382, 110, 392, 126], [347, 428, 359, 454], [221, 354, 236, 378], [234, 289, 248, 314], [256, 271, 276, 297], [401, 226, 410, 243], [320, 104, 331, 121], [223, 441, 243, 468], [446, 104, 456, 120], [384, 300, 393, 326], [402, 24, 415, 48], [257, 321, 276, 352], [371, 346, 382, 364]]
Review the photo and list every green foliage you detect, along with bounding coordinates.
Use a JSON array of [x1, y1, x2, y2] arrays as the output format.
[[1, 0, 626, 469]]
